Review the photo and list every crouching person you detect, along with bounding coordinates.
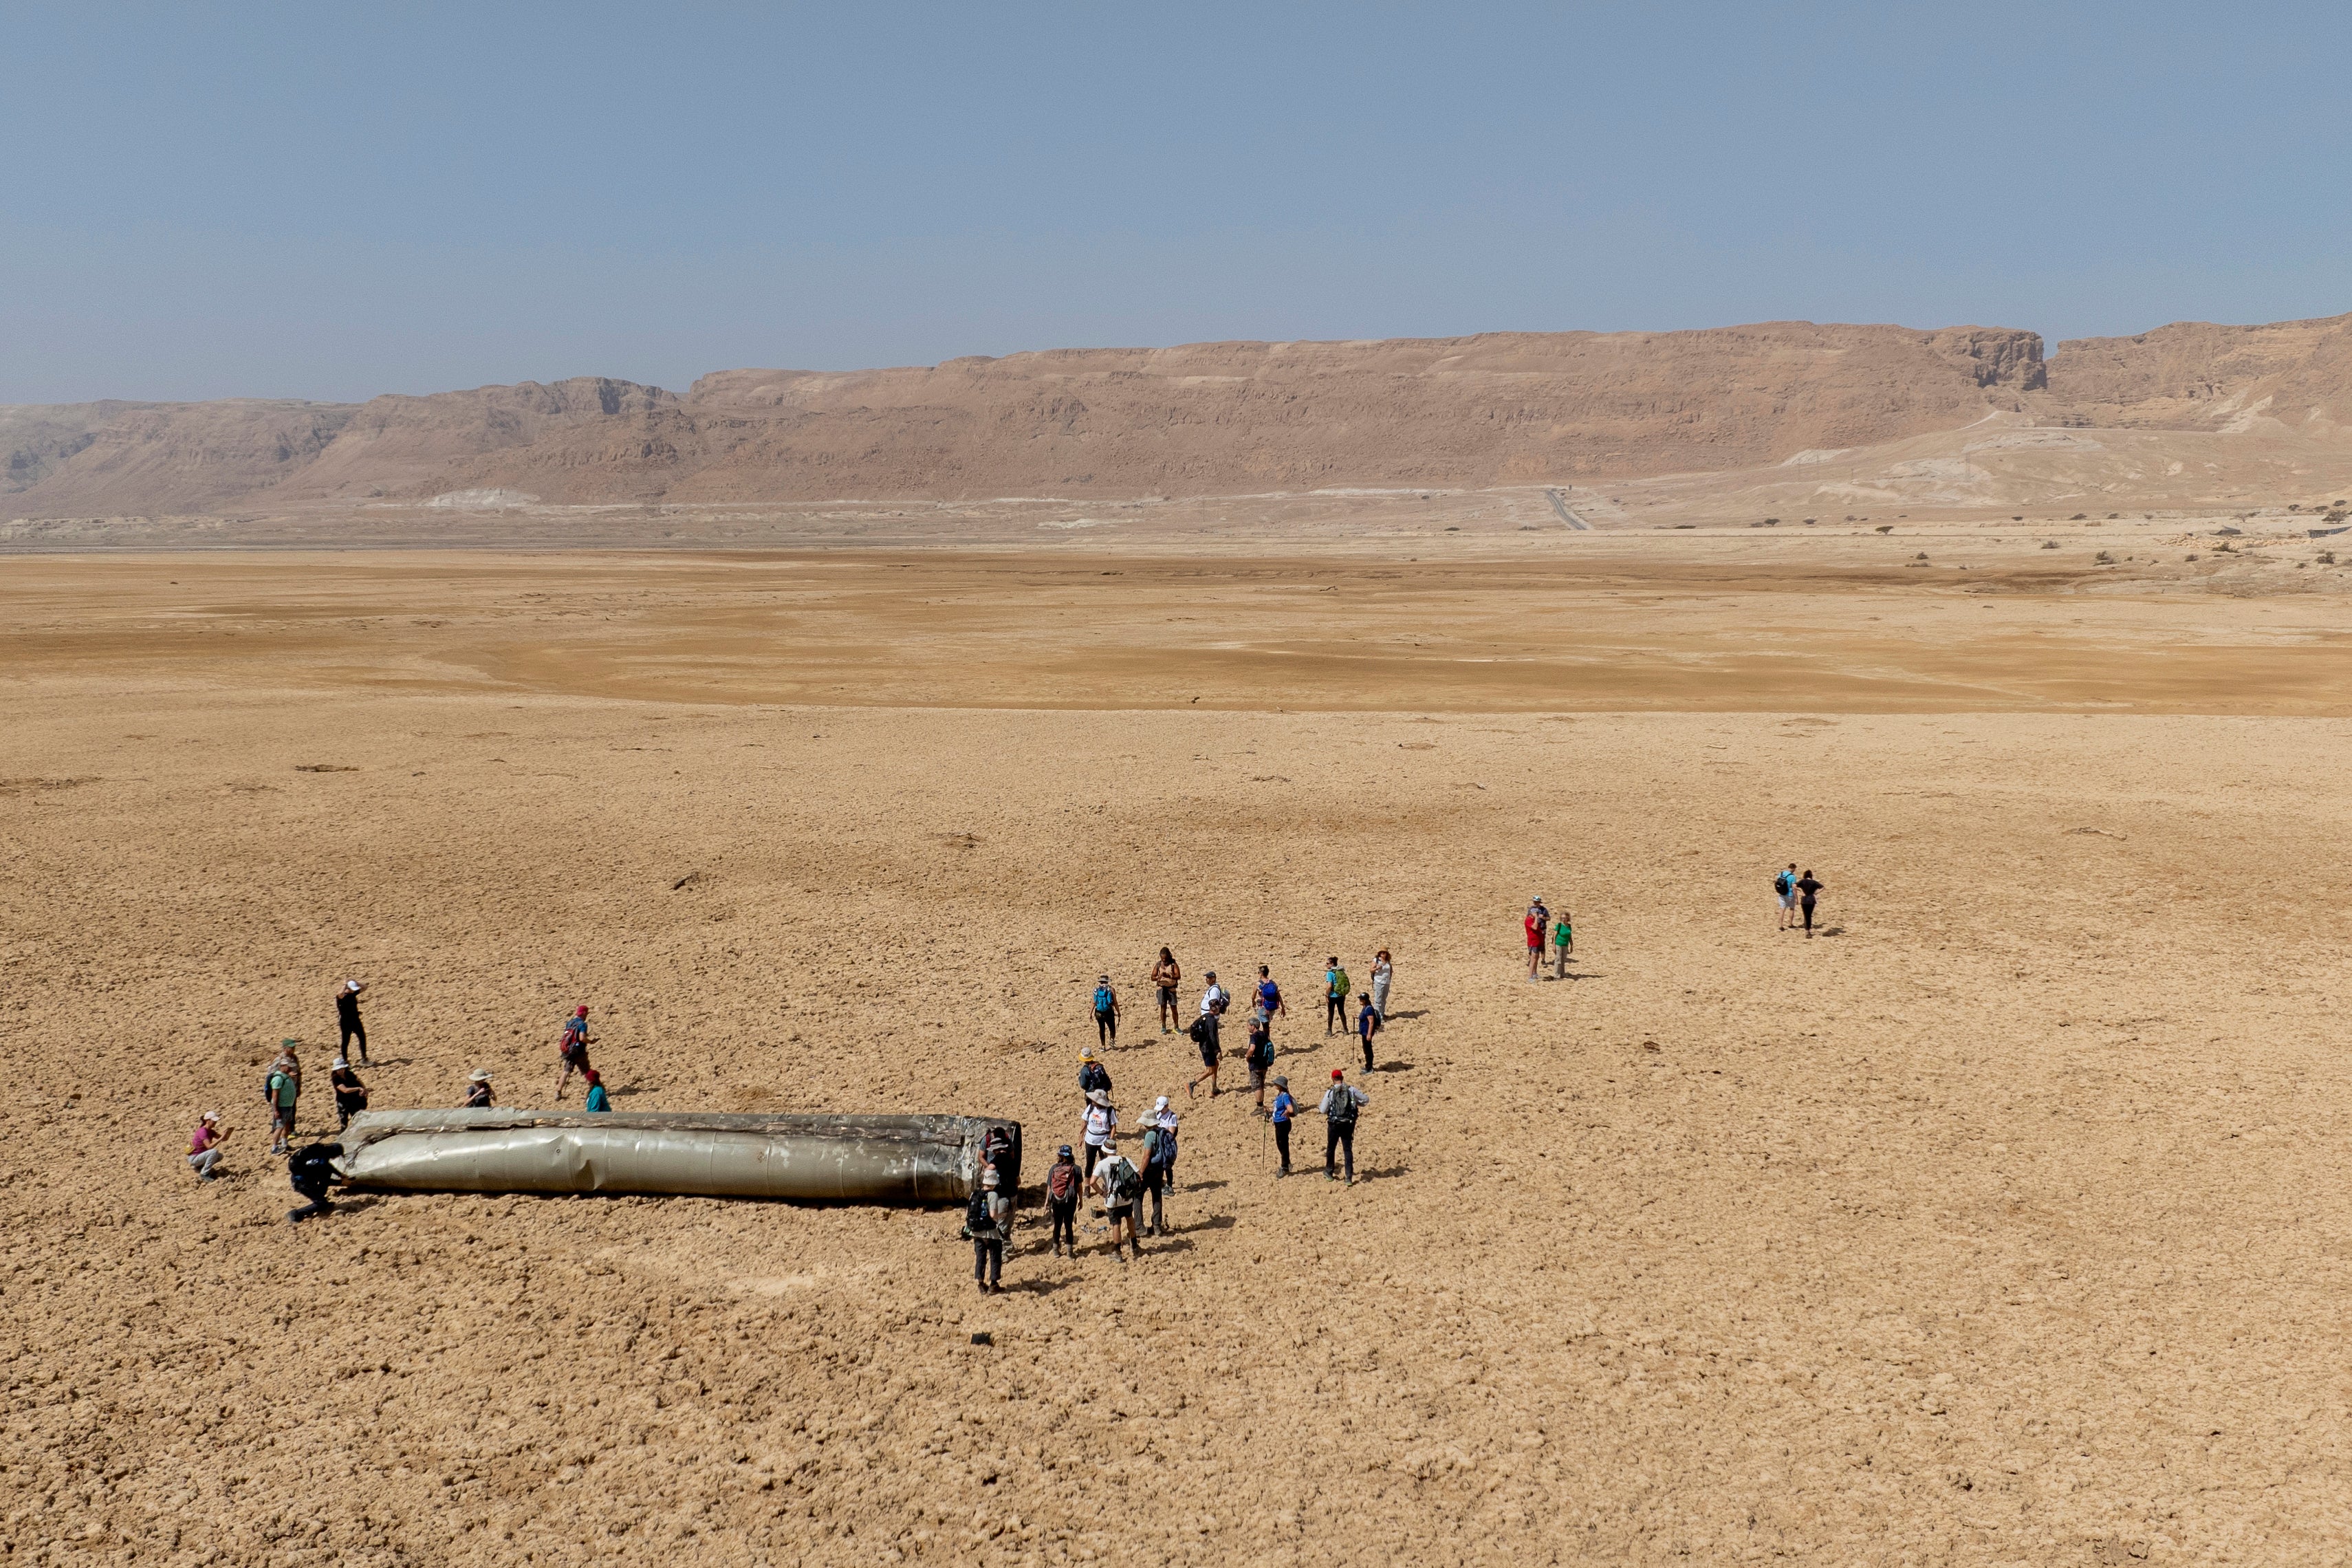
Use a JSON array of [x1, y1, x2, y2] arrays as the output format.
[[285, 1140, 346, 1224]]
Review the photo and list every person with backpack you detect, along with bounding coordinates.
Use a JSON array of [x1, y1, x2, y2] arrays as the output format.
[[1355, 995, 1382, 1072], [1078, 1045, 1112, 1099], [263, 1043, 302, 1155], [334, 980, 370, 1066], [186, 1111, 230, 1182], [1187, 1009, 1224, 1100], [1199, 970, 1229, 1023], [1150, 948, 1182, 1034], [1525, 897, 1549, 981], [329, 1056, 368, 1131], [285, 1139, 345, 1223], [981, 1122, 1020, 1209], [1323, 959, 1350, 1034], [1269, 1076, 1296, 1176], [1320, 1067, 1369, 1184], [1088, 1139, 1143, 1261], [964, 1166, 1010, 1294], [553, 1006, 596, 1102], [1254, 966, 1287, 1034], [1245, 1012, 1275, 1109], [1552, 908, 1574, 979], [582, 1068, 611, 1112], [1139, 1098, 1178, 1236], [1045, 1144, 1082, 1256], [1776, 864, 1798, 930], [1080, 1089, 1118, 1175], [1089, 974, 1121, 1048]]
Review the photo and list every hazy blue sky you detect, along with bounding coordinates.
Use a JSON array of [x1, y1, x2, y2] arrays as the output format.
[[7, 2, 2350, 402]]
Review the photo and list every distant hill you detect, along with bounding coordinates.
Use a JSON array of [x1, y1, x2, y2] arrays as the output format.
[[7, 312, 2350, 518]]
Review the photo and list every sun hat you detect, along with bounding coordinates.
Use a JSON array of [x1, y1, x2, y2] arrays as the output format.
[[1086, 1088, 1111, 1107], [468, 1068, 492, 1082], [1080, 1044, 1096, 1060], [1098, 973, 1109, 982], [1272, 1076, 1287, 1088], [981, 1167, 1000, 1188], [332, 1056, 348, 1069], [281, 1038, 300, 1049]]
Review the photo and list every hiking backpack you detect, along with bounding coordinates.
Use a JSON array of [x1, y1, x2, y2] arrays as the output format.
[[1093, 984, 1113, 1014], [1048, 1162, 1080, 1203], [965, 1189, 997, 1239], [1107, 1158, 1142, 1205], [1325, 1087, 1360, 1129]]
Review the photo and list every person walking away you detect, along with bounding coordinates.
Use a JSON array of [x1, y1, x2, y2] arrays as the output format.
[[285, 1139, 345, 1223], [1080, 1089, 1118, 1175], [1356, 996, 1382, 1072], [582, 1068, 611, 1112], [1552, 908, 1574, 980], [1046, 1144, 1082, 1256], [464, 1068, 495, 1108], [1078, 1045, 1112, 1099], [1151, 948, 1182, 1033], [1369, 950, 1393, 1018], [264, 1043, 302, 1155], [965, 1166, 1010, 1293], [1245, 1014, 1275, 1110], [553, 1006, 596, 1102], [1797, 870, 1825, 937], [330, 1057, 368, 1132], [334, 980, 370, 1065], [1776, 864, 1798, 930], [1089, 1140, 1143, 1261], [1255, 966, 1287, 1038], [1139, 1099, 1178, 1236], [1188, 1010, 1224, 1099], [187, 1111, 230, 1181], [1090, 974, 1121, 1049], [1322, 1067, 1369, 1184], [1324, 959, 1350, 1034], [1525, 898, 1549, 981], [1269, 1077, 1296, 1176]]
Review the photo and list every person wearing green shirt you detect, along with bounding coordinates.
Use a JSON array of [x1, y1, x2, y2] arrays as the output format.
[[1551, 911, 1574, 980], [265, 1040, 302, 1154]]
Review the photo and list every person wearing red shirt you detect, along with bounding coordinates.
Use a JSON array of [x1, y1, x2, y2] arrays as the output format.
[[1524, 897, 1549, 981]]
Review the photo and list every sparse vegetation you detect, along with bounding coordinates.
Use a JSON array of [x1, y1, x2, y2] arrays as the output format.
[[2186, 553, 2200, 562], [2327, 508, 2348, 524], [2321, 549, 2338, 565], [2041, 541, 2060, 549], [2095, 550, 2116, 564], [2070, 513, 2087, 521], [1874, 525, 1894, 534], [2214, 541, 2237, 554]]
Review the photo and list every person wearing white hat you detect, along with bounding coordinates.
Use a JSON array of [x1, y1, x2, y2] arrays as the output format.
[[1138, 1099, 1179, 1237], [966, 1166, 1010, 1294], [329, 1056, 369, 1132], [1087, 1138, 1143, 1262], [334, 980, 369, 1065], [1080, 1088, 1118, 1176], [186, 1110, 230, 1181], [464, 1069, 494, 1109]]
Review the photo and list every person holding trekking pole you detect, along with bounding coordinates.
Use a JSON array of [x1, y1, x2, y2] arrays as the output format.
[[1321, 1067, 1368, 1185]]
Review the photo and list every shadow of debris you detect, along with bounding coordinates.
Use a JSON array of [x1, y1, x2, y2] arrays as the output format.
[[1371, 1061, 1414, 1073], [1355, 1166, 1411, 1182]]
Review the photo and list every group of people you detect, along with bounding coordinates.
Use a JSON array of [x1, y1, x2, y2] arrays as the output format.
[[188, 983, 614, 1224], [963, 948, 1393, 1289], [1774, 864, 1827, 935], [1523, 897, 1575, 981]]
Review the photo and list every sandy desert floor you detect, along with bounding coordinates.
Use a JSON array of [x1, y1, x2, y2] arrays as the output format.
[[4, 549, 2351, 1567]]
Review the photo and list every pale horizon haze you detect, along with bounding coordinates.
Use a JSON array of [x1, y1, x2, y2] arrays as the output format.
[[7, 1, 2352, 404]]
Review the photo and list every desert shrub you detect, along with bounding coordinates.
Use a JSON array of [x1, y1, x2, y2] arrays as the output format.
[[2095, 550, 2115, 563], [2042, 540, 2060, 549]]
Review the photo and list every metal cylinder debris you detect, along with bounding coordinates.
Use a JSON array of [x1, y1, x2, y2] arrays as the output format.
[[333, 1109, 1020, 1203]]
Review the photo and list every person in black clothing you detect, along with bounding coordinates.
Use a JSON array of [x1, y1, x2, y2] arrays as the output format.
[[1077, 1046, 1111, 1098], [330, 1057, 368, 1131], [1796, 870, 1825, 937], [981, 1123, 1020, 1215], [1356, 1000, 1382, 1073], [285, 1140, 345, 1223], [334, 981, 369, 1065]]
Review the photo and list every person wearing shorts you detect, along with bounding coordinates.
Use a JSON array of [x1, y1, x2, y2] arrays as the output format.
[[1151, 948, 1182, 1033], [1525, 899, 1548, 981], [1776, 864, 1798, 930], [1188, 1010, 1224, 1099]]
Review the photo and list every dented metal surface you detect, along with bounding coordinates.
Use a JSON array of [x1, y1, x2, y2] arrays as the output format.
[[334, 1109, 1019, 1203]]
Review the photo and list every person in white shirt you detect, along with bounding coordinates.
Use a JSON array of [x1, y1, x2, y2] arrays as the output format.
[[1080, 1089, 1118, 1176], [1087, 1140, 1142, 1262]]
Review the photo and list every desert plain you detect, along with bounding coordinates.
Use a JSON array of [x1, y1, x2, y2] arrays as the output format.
[[3, 525, 2350, 1568]]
